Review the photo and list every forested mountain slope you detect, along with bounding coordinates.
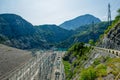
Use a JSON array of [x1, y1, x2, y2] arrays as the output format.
[[58, 22, 109, 48], [35, 25, 74, 43], [60, 14, 101, 30], [0, 14, 47, 49]]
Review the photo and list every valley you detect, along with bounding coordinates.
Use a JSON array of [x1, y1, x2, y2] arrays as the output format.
[[0, 1, 120, 80], [0, 14, 109, 49]]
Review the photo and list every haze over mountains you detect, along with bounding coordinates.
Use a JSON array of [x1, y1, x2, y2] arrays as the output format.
[[0, 13, 108, 49]]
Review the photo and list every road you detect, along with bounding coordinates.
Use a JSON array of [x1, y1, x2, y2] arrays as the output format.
[[51, 51, 65, 80]]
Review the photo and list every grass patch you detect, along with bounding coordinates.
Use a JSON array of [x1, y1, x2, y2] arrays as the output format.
[[63, 60, 71, 77]]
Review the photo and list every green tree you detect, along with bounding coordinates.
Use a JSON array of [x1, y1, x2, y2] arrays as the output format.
[[80, 67, 96, 80], [89, 39, 95, 46]]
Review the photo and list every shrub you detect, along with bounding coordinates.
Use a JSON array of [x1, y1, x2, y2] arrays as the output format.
[[93, 58, 101, 66], [63, 60, 71, 78], [95, 64, 107, 77], [80, 67, 96, 80]]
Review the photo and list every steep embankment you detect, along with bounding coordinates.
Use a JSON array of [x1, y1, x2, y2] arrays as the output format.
[[99, 22, 120, 50], [63, 43, 120, 80], [63, 43, 91, 80], [98, 9, 120, 50]]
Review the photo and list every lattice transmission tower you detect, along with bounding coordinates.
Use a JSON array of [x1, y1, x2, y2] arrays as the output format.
[[108, 3, 111, 26]]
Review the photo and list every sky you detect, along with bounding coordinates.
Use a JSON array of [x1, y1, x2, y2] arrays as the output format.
[[0, 0, 120, 25]]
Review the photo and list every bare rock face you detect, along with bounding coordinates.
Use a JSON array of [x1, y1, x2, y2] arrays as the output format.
[[101, 23, 120, 50]]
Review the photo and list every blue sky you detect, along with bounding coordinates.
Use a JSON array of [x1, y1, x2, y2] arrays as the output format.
[[0, 0, 120, 25]]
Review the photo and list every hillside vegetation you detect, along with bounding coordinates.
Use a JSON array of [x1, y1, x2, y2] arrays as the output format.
[[60, 14, 101, 30], [63, 43, 120, 80], [35, 25, 74, 43], [0, 14, 47, 49], [58, 22, 109, 48], [63, 43, 91, 80], [63, 9, 120, 80]]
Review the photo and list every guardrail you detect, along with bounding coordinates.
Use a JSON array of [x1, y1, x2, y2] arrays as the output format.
[[94, 47, 120, 57]]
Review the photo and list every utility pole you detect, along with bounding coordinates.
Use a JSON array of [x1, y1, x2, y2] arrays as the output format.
[[108, 3, 111, 26]]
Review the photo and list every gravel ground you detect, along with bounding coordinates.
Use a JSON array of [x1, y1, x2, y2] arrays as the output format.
[[0, 44, 32, 77]]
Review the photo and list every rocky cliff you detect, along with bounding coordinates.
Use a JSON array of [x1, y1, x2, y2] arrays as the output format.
[[100, 22, 120, 50]]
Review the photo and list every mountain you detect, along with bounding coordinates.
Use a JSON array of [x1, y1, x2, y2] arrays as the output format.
[[57, 22, 109, 48], [35, 25, 74, 43], [0, 13, 109, 49], [72, 22, 109, 42], [0, 14, 35, 37], [60, 14, 101, 30], [0, 14, 47, 49], [0, 14, 74, 49]]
